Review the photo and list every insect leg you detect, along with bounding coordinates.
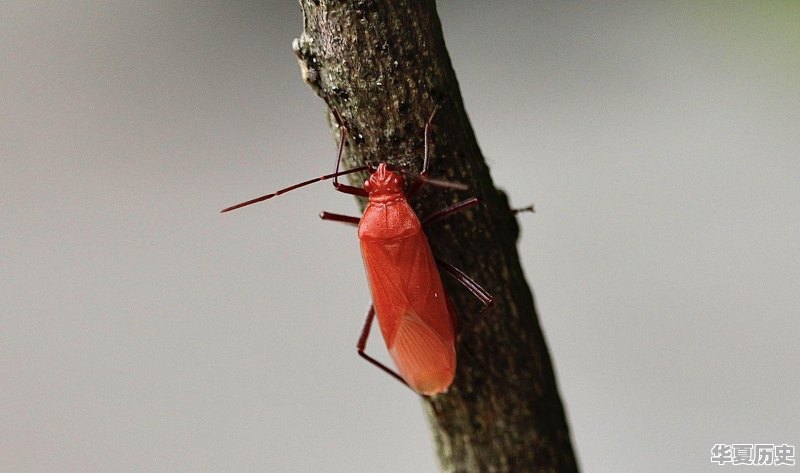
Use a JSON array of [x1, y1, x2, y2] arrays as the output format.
[[357, 305, 417, 393], [421, 197, 480, 227], [435, 258, 495, 342], [421, 197, 533, 227], [319, 211, 360, 226]]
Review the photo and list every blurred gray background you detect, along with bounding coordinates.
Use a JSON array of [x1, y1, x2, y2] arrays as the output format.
[[2, 1, 798, 472]]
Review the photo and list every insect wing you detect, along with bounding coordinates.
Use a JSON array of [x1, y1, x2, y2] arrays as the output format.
[[360, 233, 456, 394]]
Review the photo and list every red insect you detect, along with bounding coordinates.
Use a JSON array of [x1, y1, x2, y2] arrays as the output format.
[[222, 109, 492, 396]]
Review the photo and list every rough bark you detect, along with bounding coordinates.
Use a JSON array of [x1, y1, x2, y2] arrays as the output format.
[[293, 1, 578, 471]]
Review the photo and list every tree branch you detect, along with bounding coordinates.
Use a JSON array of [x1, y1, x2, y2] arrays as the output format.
[[294, 1, 578, 471]]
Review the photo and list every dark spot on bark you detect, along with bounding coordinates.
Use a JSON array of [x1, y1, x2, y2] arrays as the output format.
[[429, 86, 446, 104], [356, 0, 375, 12], [331, 86, 349, 101]]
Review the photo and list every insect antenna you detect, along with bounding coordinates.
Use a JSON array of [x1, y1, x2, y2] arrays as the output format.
[[221, 165, 370, 213]]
